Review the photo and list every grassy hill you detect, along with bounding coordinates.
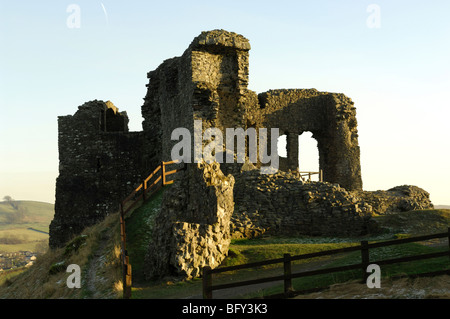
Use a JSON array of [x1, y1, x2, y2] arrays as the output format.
[[0, 211, 122, 298], [0, 191, 449, 299], [0, 200, 54, 253]]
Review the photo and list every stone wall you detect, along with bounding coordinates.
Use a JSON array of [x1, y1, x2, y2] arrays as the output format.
[[142, 30, 253, 167], [252, 89, 362, 191], [144, 161, 234, 279], [231, 169, 375, 239], [52, 30, 434, 280], [50, 100, 146, 248], [231, 169, 433, 239], [141, 31, 249, 278], [141, 52, 194, 172], [355, 185, 434, 214]]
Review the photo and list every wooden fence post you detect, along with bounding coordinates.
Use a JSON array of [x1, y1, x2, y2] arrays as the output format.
[[122, 258, 127, 298], [203, 266, 212, 299], [361, 240, 369, 283], [142, 180, 146, 201], [162, 161, 166, 185], [447, 227, 450, 260], [284, 253, 293, 296], [124, 258, 132, 299]]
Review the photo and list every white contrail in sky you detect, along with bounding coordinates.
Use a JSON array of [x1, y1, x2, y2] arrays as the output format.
[[101, 3, 109, 25]]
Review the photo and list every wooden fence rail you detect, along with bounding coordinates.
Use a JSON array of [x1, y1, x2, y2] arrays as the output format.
[[299, 170, 323, 182], [202, 228, 450, 299], [118, 160, 182, 299]]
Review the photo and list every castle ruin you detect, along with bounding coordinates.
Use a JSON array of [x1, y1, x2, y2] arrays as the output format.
[[50, 30, 433, 279]]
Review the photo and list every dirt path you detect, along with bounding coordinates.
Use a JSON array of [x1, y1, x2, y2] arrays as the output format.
[[85, 240, 106, 297], [84, 229, 115, 298]]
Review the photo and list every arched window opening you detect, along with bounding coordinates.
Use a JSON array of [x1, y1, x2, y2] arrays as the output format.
[[298, 131, 320, 181]]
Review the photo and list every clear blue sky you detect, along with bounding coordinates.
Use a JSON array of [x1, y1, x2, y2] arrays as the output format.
[[1, 1, 449, 205]]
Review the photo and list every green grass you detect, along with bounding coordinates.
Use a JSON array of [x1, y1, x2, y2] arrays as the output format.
[[221, 239, 359, 269], [0, 212, 122, 299], [0, 200, 54, 253], [125, 205, 450, 299], [0, 267, 28, 286], [125, 188, 164, 284], [373, 209, 450, 235], [0, 201, 54, 228], [240, 240, 450, 298], [131, 277, 203, 299], [129, 239, 356, 299]]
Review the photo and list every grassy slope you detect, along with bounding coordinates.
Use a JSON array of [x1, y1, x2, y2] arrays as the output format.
[[0, 201, 54, 253], [0, 191, 161, 299], [0, 211, 122, 298], [125, 188, 164, 284], [0, 201, 54, 227], [237, 209, 450, 297], [130, 208, 450, 299], [1, 191, 449, 299], [374, 209, 450, 235]]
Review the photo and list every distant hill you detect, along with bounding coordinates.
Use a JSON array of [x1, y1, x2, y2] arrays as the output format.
[[0, 200, 54, 253], [435, 205, 450, 209]]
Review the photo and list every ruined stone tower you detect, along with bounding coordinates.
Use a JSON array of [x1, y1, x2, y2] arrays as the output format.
[[141, 30, 362, 191], [49, 100, 146, 248], [139, 30, 367, 278], [51, 30, 432, 279]]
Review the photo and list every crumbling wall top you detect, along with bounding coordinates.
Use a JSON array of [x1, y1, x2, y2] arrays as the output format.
[[189, 29, 251, 51], [60, 100, 129, 133]]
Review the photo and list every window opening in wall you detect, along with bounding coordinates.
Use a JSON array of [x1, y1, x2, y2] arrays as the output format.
[[99, 102, 127, 132], [277, 134, 287, 158], [298, 131, 320, 180]]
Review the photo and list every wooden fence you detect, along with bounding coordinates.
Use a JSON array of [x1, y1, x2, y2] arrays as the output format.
[[202, 228, 450, 299], [119, 160, 182, 299], [299, 170, 323, 182]]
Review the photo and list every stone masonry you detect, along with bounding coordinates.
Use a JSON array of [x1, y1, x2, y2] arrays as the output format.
[[145, 161, 234, 279], [50, 100, 146, 248], [230, 170, 432, 239], [52, 30, 434, 279], [140, 30, 368, 278]]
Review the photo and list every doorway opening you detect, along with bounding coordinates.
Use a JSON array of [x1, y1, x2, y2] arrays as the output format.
[[298, 131, 320, 181]]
